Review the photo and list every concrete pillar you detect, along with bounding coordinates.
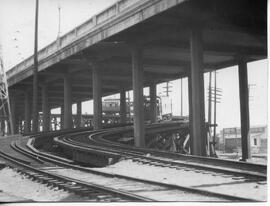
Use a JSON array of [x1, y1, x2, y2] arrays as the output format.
[[120, 89, 126, 124], [42, 85, 50, 131], [149, 82, 157, 123], [189, 27, 206, 156], [60, 105, 64, 129], [238, 60, 251, 161], [76, 101, 82, 127], [132, 47, 145, 147], [0, 119, 5, 136], [64, 75, 72, 129], [10, 94, 18, 134], [24, 92, 31, 133], [188, 71, 193, 153], [92, 63, 102, 130], [0, 108, 5, 135]]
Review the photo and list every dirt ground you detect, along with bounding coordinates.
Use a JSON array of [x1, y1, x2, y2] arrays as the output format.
[[0, 164, 87, 202]]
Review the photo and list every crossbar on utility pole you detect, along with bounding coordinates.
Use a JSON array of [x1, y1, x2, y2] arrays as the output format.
[[32, 0, 39, 132]]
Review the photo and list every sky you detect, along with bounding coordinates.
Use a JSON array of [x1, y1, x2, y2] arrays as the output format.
[[0, 0, 268, 133]]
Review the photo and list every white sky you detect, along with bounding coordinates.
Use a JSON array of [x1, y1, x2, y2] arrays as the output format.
[[0, 0, 268, 133]]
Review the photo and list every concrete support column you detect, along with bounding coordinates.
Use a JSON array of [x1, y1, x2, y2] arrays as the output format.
[[76, 101, 82, 127], [42, 85, 50, 131], [120, 89, 126, 124], [10, 94, 18, 134], [0, 118, 5, 135], [188, 71, 193, 153], [238, 60, 251, 161], [149, 82, 157, 123], [60, 105, 64, 130], [24, 92, 31, 133], [132, 47, 145, 147], [189, 27, 206, 156], [92, 63, 102, 130], [64, 75, 73, 129]]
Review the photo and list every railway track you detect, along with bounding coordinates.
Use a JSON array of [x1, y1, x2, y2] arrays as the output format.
[[0, 133, 257, 202], [0, 122, 267, 201], [55, 123, 266, 180], [51, 123, 267, 201], [0, 148, 153, 202]]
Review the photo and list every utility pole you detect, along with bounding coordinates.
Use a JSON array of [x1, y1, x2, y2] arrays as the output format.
[[212, 71, 222, 147], [32, 0, 39, 133], [213, 71, 217, 146], [208, 72, 212, 126], [163, 81, 172, 97], [207, 71, 222, 156], [57, 5, 61, 39]]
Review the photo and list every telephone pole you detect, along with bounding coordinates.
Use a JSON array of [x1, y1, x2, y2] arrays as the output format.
[[57, 5, 61, 39], [208, 72, 212, 126], [32, 0, 39, 132]]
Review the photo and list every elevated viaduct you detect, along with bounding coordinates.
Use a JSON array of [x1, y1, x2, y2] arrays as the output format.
[[5, 0, 267, 159]]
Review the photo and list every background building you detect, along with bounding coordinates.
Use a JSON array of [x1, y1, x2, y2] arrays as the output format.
[[219, 126, 267, 154]]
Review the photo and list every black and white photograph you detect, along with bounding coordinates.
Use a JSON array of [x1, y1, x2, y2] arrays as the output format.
[[0, 0, 268, 203]]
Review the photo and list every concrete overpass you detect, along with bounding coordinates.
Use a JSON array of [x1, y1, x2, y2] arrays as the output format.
[[6, 0, 267, 159]]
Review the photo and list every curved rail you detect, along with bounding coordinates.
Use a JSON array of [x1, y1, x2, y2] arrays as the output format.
[[0, 148, 153, 202], [0, 133, 256, 201], [55, 122, 266, 180], [1, 122, 266, 201]]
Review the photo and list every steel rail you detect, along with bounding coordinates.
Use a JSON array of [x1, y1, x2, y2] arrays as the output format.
[[0, 148, 154, 202], [57, 126, 266, 180], [6, 141, 258, 202]]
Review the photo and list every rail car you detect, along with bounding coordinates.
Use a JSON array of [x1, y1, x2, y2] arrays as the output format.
[[101, 96, 172, 124]]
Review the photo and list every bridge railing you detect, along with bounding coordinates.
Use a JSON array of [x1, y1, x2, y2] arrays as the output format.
[[6, 0, 142, 82]]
